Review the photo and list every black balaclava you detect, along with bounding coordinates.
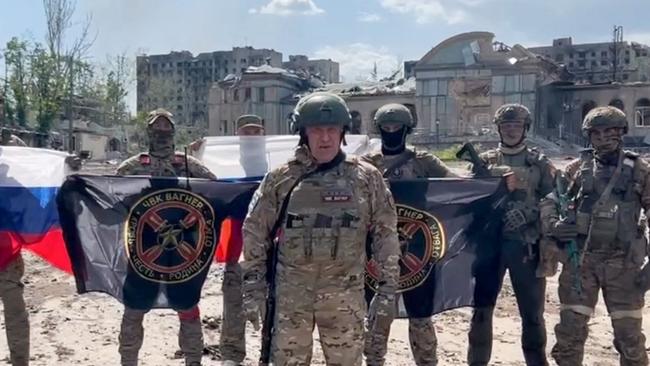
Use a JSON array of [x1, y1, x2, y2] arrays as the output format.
[[380, 126, 408, 155], [148, 120, 175, 158]]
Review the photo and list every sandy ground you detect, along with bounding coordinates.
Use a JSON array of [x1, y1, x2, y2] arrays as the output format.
[[1, 156, 647, 366]]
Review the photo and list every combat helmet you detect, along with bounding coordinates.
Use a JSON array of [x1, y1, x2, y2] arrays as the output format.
[[146, 108, 176, 130], [290, 92, 351, 134], [493, 104, 532, 130], [582, 106, 628, 137], [374, 103, 416, 132]]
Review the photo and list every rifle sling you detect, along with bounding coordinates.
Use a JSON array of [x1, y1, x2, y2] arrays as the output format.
[[383, 150, 415, 178]]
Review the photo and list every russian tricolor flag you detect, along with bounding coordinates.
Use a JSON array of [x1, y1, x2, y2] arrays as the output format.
[[0, 147, 72, 272]]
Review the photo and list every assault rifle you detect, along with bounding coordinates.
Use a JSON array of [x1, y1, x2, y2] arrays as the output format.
[[554, 172, 582, 294], [456, 142, 490, 178]]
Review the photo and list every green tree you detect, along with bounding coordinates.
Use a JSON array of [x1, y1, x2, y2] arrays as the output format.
[[5, 37, 31, 126]]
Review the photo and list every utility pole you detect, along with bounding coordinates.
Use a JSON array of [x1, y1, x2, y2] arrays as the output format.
[[612, 25, 624, 82], [2, 51, 7, 126], [67, 55, 74, 154]]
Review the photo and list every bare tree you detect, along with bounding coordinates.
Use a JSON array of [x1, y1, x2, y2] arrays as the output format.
[[43, 0, 95, 63]]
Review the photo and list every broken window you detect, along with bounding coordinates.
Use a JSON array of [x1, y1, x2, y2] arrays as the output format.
[[555, 54, 564, 62], [492, 76, 505, 94], [578, 52, 586, 58], [505, 75, 521, 93], [601, 60, 608, 66], [635, 98, 650, 127], [625, 59, 630, 65], [437, 80, 448, 95], [578, 60, 586, 67], [601, 51, 608, 57], [522, 74, 536, 91]]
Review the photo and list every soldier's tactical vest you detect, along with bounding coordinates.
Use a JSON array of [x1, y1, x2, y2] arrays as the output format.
[[383, 150, 423, 179], [575, 150, 646, 254], [281, 159, 367, 266], [133, 153, 193, 177], [369, 149, 446, 179], [483, 147, 545, 242]]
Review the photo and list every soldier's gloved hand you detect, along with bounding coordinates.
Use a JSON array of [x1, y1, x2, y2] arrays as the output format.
[[634, 263, 650, 292], [551, 220, 577, 242], [503, 172, 517, 192], [65, 155, 82, 171], [503, 208, 527, 232], [368, 292, 395, 331]]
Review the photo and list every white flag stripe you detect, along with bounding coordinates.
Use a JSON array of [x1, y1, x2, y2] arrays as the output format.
[[0, 147, 68, 188], [196, 135, 381, 179]]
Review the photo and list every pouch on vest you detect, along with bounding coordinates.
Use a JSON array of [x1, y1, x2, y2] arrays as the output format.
[[588, 201, 619, 246]]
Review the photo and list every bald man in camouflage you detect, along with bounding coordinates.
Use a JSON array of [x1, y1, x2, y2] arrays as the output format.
[[242, 92, 400, 365]]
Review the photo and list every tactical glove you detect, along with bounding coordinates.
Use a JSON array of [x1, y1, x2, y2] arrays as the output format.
[[503, 208, 528, 232], [65, 155, 82, 171], [551, 220, 578, 242], [635, 262, 650, 292]]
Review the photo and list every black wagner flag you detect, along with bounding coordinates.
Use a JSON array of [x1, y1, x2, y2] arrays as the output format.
[[58, 175, 506, 315], [365, 177, 508, 318], [57, 175, 256, 310]]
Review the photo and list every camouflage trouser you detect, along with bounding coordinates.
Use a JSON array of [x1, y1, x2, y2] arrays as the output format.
[[272, 271, 365, 366], [364, 311, 437, 366], [118, 305, 203, 366], [0, 255, 29, 366], [552, 252, 648, 366], [468, 240, 547, 366], [220, 262, 245, 363]]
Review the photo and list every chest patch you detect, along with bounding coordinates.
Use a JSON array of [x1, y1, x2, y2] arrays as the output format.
[[321, 190, 353, 203]]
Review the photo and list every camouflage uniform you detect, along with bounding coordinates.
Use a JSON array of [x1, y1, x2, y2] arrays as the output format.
[[0, 255, 29, 366], [362, 103, 456, 366], [115, 109, 216, 366], [468, 104, 554, 366], [218, 114, 267, 365], [540, 106, 649, 366], [242, 93, 400, 366]]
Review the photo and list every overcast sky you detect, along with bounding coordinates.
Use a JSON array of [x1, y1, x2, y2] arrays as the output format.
[[2, 0, 650, 110]]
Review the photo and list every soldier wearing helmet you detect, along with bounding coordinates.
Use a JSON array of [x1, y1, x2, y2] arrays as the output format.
[[116, 108, 216, 366], [467, 104, 555, 366], [241, 92, 400, 365], [360, 103, 455, 366], [540, 106, 650, 365]]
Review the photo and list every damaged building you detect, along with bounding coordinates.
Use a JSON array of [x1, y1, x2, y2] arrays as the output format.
[[308, 78, 416, 135], [537, 82, 650, 147], [412, 32, 569, 142], [529, 37, 650, 84], [208, 64, 319, 135]]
